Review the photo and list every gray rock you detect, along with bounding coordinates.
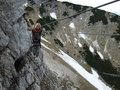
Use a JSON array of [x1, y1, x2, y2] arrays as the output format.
[[0, 28, 9, 51], [33, 83, 41, 90], [26, 73, 34, 85], [8, 18, 31, 58]]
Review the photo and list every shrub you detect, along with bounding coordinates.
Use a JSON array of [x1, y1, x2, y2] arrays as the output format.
[[88, 9, 108, 25], [54, 39, 64, 47], [24, 6, 34, 11]]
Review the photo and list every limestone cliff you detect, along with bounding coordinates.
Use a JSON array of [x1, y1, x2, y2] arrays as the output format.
[[0, 0, 62, 90]]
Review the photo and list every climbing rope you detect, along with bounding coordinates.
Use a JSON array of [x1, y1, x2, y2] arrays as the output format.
[[41, 0, 120, 27]]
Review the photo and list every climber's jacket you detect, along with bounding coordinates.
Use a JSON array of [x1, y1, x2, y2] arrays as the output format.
[[32, 28, 42, 41]]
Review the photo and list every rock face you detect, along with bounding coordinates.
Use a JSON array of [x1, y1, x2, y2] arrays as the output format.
[[0, 0, 62, 90], [0, 0, 31, 58]]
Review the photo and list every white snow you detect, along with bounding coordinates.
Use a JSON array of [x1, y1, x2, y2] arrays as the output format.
[[62, 26, 71, 43], [23, 3, 28, 7], [65, 34, 71, 43], [104, 40, 108, 53], [57, 0, 120, 16], [74, 38, 82, 47], [78, 32, 88, 40], [41, 37, 50, 43], [69, 22, 75, 29], [91, 68, 99, 78], [78, 32, 91, 44], [38, 14, 42, 18], [78, 42, 82, 47], [74, 38, 78, 44], [50, 12, 57, 19], [89, 46, 94, 53], [41, 38, 111, 90], [93, 40, 100, 49], [97, 51, 104, 59]]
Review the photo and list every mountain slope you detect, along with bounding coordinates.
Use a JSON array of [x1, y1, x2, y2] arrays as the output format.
[[36, 0, 120, 89], [41, 37, 111, 90]]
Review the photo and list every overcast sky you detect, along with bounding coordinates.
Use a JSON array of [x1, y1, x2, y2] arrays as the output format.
[[57, 0, 120, 16]]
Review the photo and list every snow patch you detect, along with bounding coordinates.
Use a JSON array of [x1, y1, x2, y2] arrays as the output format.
[[78, 33, 88, 40], [74, 38, 78, 44], [63, 26, 71, 43], [78, 42, 82, 47], [41, 37, 50, 43], [23, 3, 28, 7], [91, 68, 99, 78], [89, 46, 94, 53], [93, 40, 100, 49], [38, 14, 42, 18], [65, 34, 71, 43], [78, 32, 91, 44], [69, 22, 75, 29], [50, 12, 57, 19], [104, 40, 108, 53], [97, 51, 104, 59], [74, 38, 82, 47]]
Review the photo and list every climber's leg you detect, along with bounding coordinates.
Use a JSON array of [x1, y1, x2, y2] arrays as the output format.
[[32, 46, 40, 57], [32, 46, 36, 56], [35, 46, 40, 57]]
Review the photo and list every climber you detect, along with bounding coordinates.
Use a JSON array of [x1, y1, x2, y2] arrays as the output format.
[[31, 23, 46, 57], [32, 23, 42, 47], [28, 23, 45, 57]]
